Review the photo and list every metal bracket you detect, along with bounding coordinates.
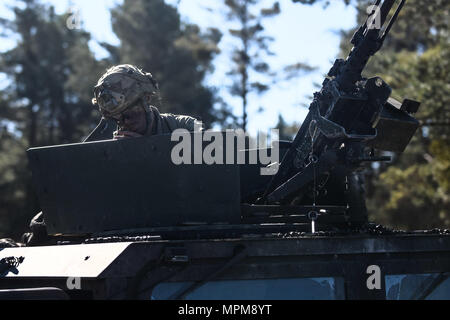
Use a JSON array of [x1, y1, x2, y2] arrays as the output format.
[[268, 150, 339, 203], [164, 246, 189, 264], [0, 256, 24, 276], [310, 102, 377, 141]]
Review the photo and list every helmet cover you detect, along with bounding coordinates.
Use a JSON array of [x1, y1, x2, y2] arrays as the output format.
[[92, 64, 158, 118]]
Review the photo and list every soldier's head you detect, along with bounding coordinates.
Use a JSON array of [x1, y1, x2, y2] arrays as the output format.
[[92, 64, 159, 134]]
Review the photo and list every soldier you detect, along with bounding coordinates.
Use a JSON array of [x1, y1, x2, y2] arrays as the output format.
[[19, 65, 202, 246], [86, 64, 201, 141]]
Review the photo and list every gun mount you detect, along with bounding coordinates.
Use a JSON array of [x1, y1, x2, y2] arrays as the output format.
[[247, 0, 421, 230]]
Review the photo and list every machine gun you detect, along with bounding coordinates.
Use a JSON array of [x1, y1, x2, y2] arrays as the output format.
[[249, 0, 421, 229], [18, 0, 422, 242]]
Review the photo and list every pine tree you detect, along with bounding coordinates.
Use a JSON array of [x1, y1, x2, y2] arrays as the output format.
[[0, 0, 104, 238], [223, 1, 315, 131], [223, 0, 279, 131]]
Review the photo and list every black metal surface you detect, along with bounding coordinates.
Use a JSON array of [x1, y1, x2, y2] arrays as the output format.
[[0, 256, 24, 276], [401, 98, 421, 114], [241, 204, 348, 225], [91, 231, 450, 278], [239, 144, 289, 202], [0, 287, 69, 300], [336, 0, 398, 91], [268, 150, 338, 203], [27, 134, 241, 234], [84, 224, 319, 242], [107, 232, 450, 300], [1, 231, 449, 300], [168, 245, 247, 300], [370, 98, 421, 152], [83, 118, 117, 142]]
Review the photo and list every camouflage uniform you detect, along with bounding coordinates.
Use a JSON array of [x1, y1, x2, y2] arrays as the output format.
[[85, 64, 201, 141], [147, 106, 199, 135]]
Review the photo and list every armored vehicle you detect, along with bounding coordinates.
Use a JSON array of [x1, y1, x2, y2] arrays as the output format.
[[1, 0, 449, 300]]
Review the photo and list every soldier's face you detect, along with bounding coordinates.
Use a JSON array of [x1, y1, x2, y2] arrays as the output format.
[[116, 104, 148, 135]]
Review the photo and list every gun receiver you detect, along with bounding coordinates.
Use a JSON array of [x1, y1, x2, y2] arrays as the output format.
[[336, 0, 406, 92], [256, 0, 420, 227]]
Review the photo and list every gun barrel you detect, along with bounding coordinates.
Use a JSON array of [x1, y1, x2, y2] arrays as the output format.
[[379, 0, 398, 28], [380, 0, 406, 42], [258, 0, 407, 204], [337, 0, 405, 91]]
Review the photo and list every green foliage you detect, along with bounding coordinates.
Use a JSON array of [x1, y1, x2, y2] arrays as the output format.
[[0, 0, 105, 145], [0, 0, 106, 238], [223, 0, 280, 131], [372, 162, 449, 230], [0, 130, 29, 238], [430, 139, 450, 195]]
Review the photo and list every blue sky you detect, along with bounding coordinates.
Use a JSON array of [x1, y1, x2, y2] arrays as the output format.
[[0, 0, 357, 136]]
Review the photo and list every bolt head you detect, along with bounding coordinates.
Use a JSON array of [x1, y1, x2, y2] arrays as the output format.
[[375, 78, 383, 87]]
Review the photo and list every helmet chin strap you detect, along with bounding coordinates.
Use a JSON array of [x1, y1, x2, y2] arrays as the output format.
[[144, 104, 158, 136]]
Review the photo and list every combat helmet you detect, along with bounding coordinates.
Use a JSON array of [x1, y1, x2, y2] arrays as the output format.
[[92, 64, 158, 119]]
